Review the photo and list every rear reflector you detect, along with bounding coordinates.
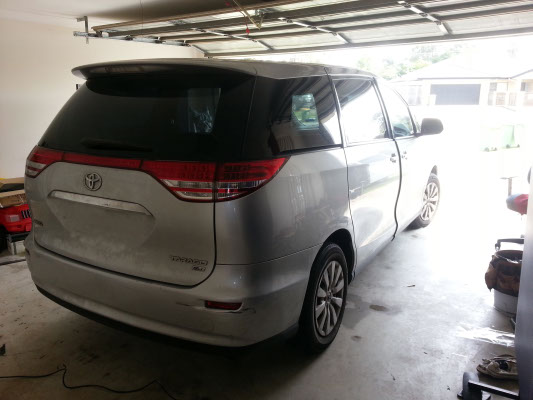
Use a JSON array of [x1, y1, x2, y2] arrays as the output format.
[[26, 146, 288, 202], [205, 301, 242, 311]]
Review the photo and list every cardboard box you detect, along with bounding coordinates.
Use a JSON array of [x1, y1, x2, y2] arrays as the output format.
[[0, 178, 26, 208]]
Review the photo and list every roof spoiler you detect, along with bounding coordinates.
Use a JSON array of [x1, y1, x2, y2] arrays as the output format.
[[72, 59, 257, 80]]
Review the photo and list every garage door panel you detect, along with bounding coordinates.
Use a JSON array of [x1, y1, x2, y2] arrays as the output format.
[[86, 0, 533, 56], [446, 11, 533, 34]]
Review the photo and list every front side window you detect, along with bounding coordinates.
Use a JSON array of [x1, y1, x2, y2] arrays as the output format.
[[380, 85, 414, 138], [334, 79, 387, 143], [244, 76, 341, 158]]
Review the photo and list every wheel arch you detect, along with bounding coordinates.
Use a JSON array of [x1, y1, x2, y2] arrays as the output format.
[[431, 165, 438, 175], [323, 229, 356, 281]]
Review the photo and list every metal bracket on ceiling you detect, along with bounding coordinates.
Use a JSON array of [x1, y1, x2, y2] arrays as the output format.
[[192, 27, 272, 49], [278, 17, 350, 44], [76, 16, 90, 44], [73, 30, 192, 48], [232, 0, 263, 29], [257, 40, 273, 50], [397, 1, 451, 34]]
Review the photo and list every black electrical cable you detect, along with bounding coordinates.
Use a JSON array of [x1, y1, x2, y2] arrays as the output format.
[[0, 364, 179, 400]]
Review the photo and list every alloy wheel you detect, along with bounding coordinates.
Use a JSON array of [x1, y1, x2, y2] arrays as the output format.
[[314, 260, 345, 337], [421, 181, 439, 221]]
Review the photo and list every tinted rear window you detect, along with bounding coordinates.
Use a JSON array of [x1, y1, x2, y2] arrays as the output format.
[[243, 76, 341, 158], [40, 73, 254, 161]]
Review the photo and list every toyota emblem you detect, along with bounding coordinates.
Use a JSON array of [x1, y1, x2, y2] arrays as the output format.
[[84, 172, 102, 191]]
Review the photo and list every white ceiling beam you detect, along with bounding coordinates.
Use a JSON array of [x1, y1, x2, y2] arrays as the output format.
[[397, 1, 451, 35], [279, 17, 351, 44]]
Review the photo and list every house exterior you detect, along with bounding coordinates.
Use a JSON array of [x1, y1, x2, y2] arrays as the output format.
[[393, 52, 533, 108], [392, 51, 533, 166]]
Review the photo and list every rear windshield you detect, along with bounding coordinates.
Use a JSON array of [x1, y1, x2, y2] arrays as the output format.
[[40, 73, 254, 161]]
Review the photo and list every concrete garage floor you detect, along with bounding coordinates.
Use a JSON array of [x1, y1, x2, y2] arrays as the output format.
[[0, 165, 524, 400]]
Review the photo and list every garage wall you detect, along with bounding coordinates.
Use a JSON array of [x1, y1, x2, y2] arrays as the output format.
[[0, 17, 202, 178]]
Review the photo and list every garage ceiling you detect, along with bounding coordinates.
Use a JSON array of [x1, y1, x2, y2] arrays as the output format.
[[4, 0, 532, 56], [78, 0, 533, 57], [84, 0, 533, 57], [0, 0, 263, 27]]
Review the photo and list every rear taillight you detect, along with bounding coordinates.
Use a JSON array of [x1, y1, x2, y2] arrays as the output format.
[[25, 146, 287, 202], [25, 146, 63, 177], [142, 159, 287, 202], [4, 213, 21, 223], [141, 161, 216, 201], [216, 159, 288, 200], [141, 158, 287, 202]]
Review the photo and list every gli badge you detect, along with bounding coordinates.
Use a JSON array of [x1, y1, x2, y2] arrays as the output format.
[[84, 172, 102, 191]]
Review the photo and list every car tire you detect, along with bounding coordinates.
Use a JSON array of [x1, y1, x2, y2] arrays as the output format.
[[299, 243, 348, 353], [410, 173, 440, 229], [0, 228, 7, 252]]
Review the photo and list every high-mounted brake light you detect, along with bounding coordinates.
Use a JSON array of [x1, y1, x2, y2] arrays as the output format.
[[63, 153, 142, 169], [25, 147, 63, 177], [25, 146, 288, 202]]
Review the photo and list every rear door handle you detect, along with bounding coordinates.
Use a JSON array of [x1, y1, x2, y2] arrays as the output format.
[[390, 153, 397, 163], [401, 151, 408, 160]]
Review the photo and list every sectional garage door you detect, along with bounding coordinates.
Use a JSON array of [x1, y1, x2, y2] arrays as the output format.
[[75, 0, 533, 57]]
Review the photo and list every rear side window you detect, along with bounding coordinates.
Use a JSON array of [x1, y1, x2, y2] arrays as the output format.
[[243, 76, 341, 158], [334, 79, 388, 143], [39, 72, 255, 161]]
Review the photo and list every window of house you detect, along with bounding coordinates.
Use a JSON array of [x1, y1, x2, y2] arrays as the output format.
[[509, 93, 517, 106], [488, 91, 495, 105], [497, 82, 508, 92], [496, 93, 506, 106]]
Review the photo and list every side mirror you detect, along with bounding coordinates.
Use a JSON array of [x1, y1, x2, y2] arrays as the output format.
[[418, 118, 443, 136]]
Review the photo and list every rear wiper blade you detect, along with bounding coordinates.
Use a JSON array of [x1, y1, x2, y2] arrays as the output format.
[[81, 138, 152, 152]]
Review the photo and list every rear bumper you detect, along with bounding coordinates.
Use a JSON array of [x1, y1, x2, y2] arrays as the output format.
[[3, 221, 31, 233], [25, 234, 316, 347]]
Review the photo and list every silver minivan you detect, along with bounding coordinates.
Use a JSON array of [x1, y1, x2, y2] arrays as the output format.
[[25, 59, 442, 351]]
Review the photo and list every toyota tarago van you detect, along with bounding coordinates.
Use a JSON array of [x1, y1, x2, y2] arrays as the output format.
[[24, 60, 442, 351]]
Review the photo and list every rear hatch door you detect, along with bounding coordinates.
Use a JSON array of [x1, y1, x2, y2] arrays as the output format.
[[27, 66, 255, 286]]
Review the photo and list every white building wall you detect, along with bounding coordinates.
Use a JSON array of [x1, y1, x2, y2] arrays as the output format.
[[0, 17, 202, 178]]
